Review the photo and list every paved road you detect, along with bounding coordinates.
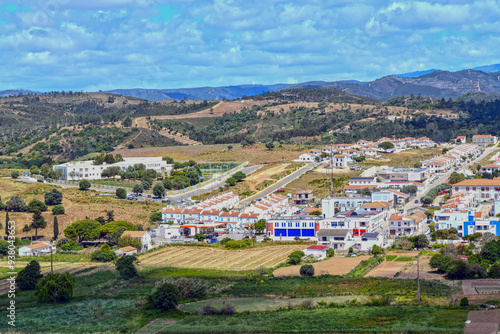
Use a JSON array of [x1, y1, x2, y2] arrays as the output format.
[[168, 165, 264, 203], [241, 162, 319, 205]]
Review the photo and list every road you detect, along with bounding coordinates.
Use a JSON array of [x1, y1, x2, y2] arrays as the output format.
[[168, 165, 263, 204], [240, 162, 319, 205]]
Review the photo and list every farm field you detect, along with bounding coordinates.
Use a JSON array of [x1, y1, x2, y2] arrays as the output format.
[[273, 256, 369, 277], [282, 168, 356, 198], [138, 245, 307, 271], [396, 256, 445, 280], [360, 147, 443, 168], [368, 260, 411, 278]]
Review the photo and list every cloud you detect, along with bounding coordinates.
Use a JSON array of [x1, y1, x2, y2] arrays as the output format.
[[0, 0, 500, 91]]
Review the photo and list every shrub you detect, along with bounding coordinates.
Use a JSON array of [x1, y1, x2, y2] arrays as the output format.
[[220, 237, 232, 245], [17, 260, 43, 290], [220, 302, 236, 315], [194, 233, 206, 242], [52, 205, 65, 215], [488, 262, 500, 278], [79, 179, 91, 191], [115, 254, 138, 279], [116, 188, 127, 199], [27, 199, 48, 213], [35, 273, 74, 303], [288, 253, 302, 265], [6, 195, 26, 212], [116, 235, 142, 249], [201, 304, 218, 315], [326, 248, 335, 258], [91, 243, 118, 262], [348, 247, 354, 253], [11, 170, 19, 179], [225, 239, 253, 249], [45, 189, 63, 205], [148, 283, 180, 311], [460, 297, 469, 307], [300, 264, 315, 276]]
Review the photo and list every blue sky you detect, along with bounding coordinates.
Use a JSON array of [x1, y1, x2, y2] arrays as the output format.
[[0, 0, 499, 91]]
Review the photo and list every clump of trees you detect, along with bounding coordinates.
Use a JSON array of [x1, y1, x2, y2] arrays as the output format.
[[35, 273, 74, 303], [421, 183, 451, 206], [17, 260, 43, 290]]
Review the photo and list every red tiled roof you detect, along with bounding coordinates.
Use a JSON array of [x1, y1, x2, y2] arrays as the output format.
[[307, 245, 328, 250]]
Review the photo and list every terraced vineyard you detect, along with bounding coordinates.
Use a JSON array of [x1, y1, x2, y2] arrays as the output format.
[[138, 245, 307, 270]]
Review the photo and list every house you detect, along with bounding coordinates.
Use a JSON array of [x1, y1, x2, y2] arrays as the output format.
[[114, 246, 138, 256], [453, 179, 500, 201], [388, 213, 424, 236], [480, 164, 500, 175], [293, 190, 315, 205], [333, 154, 347, 168], [456, 136, 466, 144], [19, 242, 56, 257], [317, 229, 354, 250], [343, 185, 379, 197], [358, 232, 384, 251], [472, 135, 497, 147], [321, 210, 387, 236], [349, 177, 376, 186], [303, 245, 329, 259], [121, 231, 152, 251], [360, 201, 392, 214], [299, 153, 317, 162]]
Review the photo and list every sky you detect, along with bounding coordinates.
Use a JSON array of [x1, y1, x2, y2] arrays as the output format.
[[0, 0, 499, 91]]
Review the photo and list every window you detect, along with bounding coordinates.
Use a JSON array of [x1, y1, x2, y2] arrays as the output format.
[[281, 223, 286, 227], [302, 223, 306, 227], [275, 223, 279, 227], [288, 223, 292, 227], [309, 223, 314, 227], [295, 223, 300, 227]]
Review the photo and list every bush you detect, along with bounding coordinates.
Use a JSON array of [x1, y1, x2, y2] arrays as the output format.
[[225, 239, 253, 249], [116, 188, 127, 199], [52, 205, 65, 215], [159, 277, 208, 300], [148, 283, 180, 311], [288, 253, 302, 265], [35, 273, 74, 303], [27, 199, 48, 213], [326, 248, 335, 258], [220, 237, 232, 245], [460, 297, 469, 307], [17, 260, 43, 290], [45, 189, 63, 205], [201, 304, 218, 315], [115, 254, 138, 279], [194, 233, 206, 242], [220, 302, 236, 315], [79, 179, 91, 191], [488, 262, 500, 278], [11, 170, 19, 179], [6, 195, 26, 212], [91, 243, 118, 262], [300, 264, 315, 276]]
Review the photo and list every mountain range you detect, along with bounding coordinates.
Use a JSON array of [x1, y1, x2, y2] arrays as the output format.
[[3, 64, 500, 101]]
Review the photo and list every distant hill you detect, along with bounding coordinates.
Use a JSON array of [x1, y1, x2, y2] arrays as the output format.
[[0, 89, 40, 97], [473, 63, 500, 73], [391, 69, 437, 78], [106, 84, 287, 102]]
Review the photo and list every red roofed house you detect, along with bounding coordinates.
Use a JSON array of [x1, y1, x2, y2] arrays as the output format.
[[388, 213, 424, 236], [333, 154, 347, 168], [19, 241, 56, 257], [472, 135, 497, 147], [121, 231, 152, 251], [456, 136, 466, 144], [114, 246, 138, 256], [480, 164, 500, 175], [303, 245, 329, 259], [293, 190, 315, 205]]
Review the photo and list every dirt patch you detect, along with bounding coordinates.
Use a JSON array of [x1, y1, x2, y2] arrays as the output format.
[[396, 256, 445, 280], [463, 279, 500, 296], [368, 261, 408, 278], [464, 309, 500, 334], [273, 256, 369, 277]]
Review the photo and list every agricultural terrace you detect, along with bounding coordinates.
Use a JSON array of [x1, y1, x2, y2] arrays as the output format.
[[138, 245, 308, 271], [274, 255, 369, 277]]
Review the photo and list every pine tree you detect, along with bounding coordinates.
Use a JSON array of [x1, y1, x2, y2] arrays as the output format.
[[31, 210, 47, 239], [5, 212, 9, 236], [22, 224, 31, 239], [53, 216, 59, 240]]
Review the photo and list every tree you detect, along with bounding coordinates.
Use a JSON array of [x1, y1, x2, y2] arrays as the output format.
[[488, 262, 500, 278], [91, 243, 118, 262], [117, 236, 142, 249], [288, 251, 304, 265], [0, 241, 8, 256], [413, 235, 429, 249], [228, 145, 233, 151], [5, 212, 9, 236], [233, 171, 246, 181], [194, 233, 206, 242], [27, 199, 48, 213], [265, 141, 275, 150], [31, 210, 47, 239], [79, 179, 91, 191], [254, 219, 266, 233], [106, 210, 114, 223], [133, 184, 144, 195], [45, 189, 63, 205], [147, 283, 180, 311], [150, 211, 162, 223], [115, 254, 139, 279], [300, 264, 315, 276], [449, 172, 465, 185], [429, 253, 452, 273], [446, 260, 468, 279], [17, 260, 43, 290], [52, 205, 65, 215], [245, 135, 256, 145], [101, 221, 137, 234], [23, 224, 31, 239], [153, 183, 165, 198], [326, 248, 335, 258], [372, 245, 383, 255], [116, 188, 127, 199], [53, 216, 59, 240], [226, 177, 237, 186], [106, 226, 126, 246], [10, 170, 19, 179], [64, 219, 102, 242], [162, 178, 173, 190], [35, 273, 74, 303], [122, 117, 132, 127], [378, 141, 395, 152], [6, 195, 26, 212], [40, 163, 51, 177], [30, 165, 40, 175], [460, 297, 469, 307]]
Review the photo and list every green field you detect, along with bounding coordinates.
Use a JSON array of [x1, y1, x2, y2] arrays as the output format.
[[385, 255, 397, 261]]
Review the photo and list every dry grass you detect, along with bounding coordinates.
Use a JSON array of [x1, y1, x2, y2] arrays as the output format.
[[282, 168, 356, 198], [396, 256, 445, 280], [138, 245, 306, 271], [361, 147, 443, 168], [0, 177, 161, 239], [367, 261, 408, 278], [273, 256, 369, 277]]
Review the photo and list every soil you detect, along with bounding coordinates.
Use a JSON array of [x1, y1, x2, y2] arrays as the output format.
[[273, 256, 369, 277]]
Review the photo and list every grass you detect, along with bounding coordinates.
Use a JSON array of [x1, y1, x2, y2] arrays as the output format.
[[394, 256, 414, 262], [161, 306, 468, 333], [346, 255, 384, 277], [282, 168, 356, 198], [385, 255, 397, 261], [360, 147, 443, 169]]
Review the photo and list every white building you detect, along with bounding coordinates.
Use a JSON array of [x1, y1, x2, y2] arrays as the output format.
[[19, 242, 56, 257], [303, 245, 329, 259], [53, 157, 172, 181], [333, 154, 347, 168], [121, 231, 152, 251], [473, 135, 497, 147]]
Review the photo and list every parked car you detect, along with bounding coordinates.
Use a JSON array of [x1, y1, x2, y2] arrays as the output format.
[[347, 253, 357, 257], [415, 199, 419, 203]]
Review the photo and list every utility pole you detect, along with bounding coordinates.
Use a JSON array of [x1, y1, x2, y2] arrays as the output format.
[[417, 255, 420, 303], [50, 245, 53, 274], [329, 138, 334, 197]]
